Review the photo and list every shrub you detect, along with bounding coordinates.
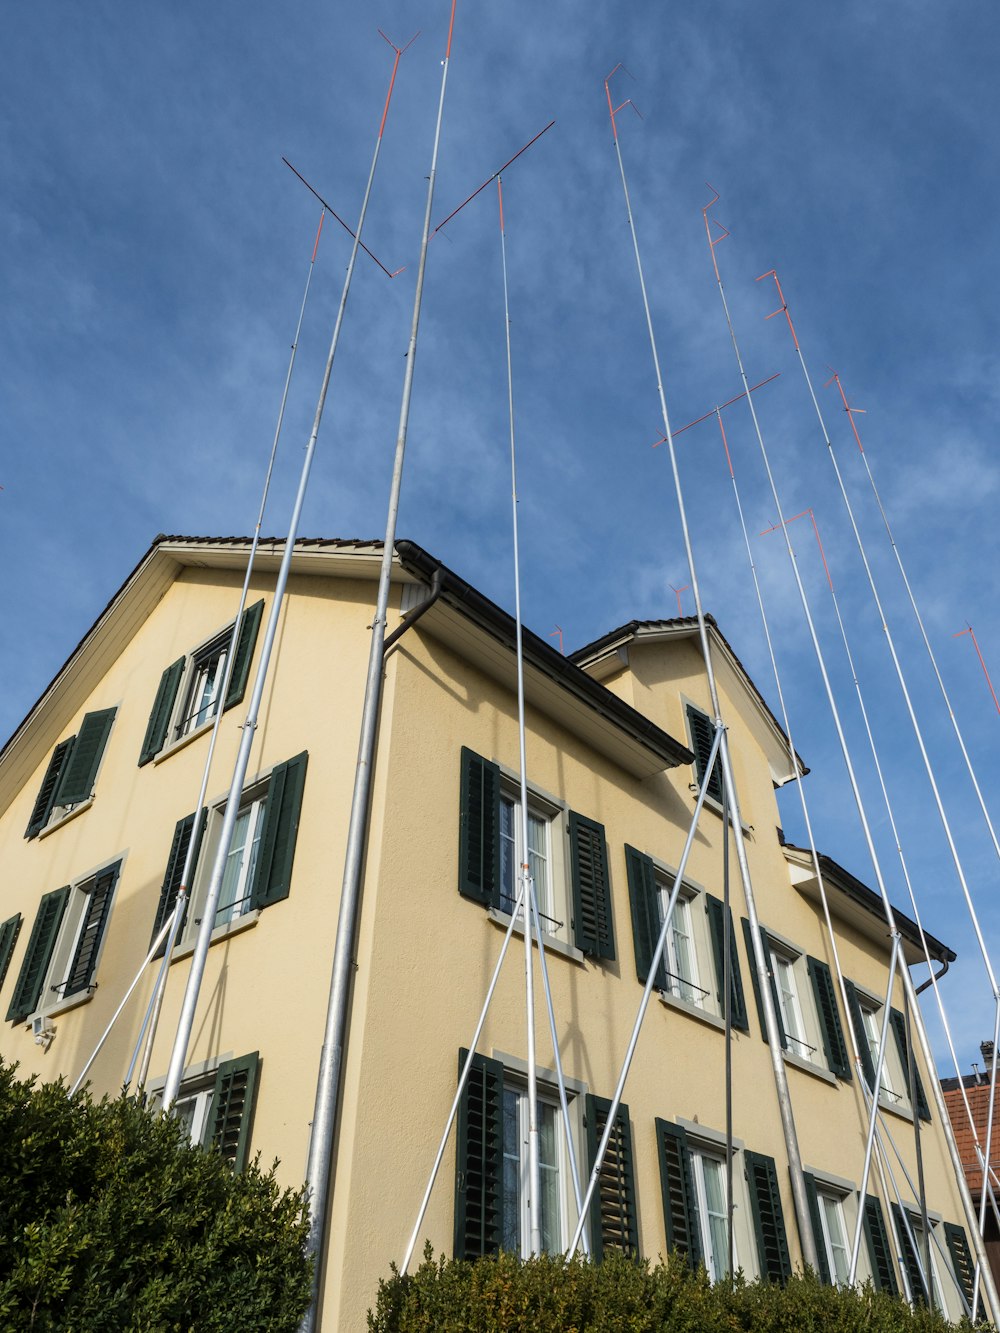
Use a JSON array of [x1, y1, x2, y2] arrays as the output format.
[[0, 1058, 311, 1331], [368, 1246, 991, 1333]]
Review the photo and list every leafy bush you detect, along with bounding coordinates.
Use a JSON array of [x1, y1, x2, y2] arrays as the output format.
[[369, 1246, 991, 1333], [0, 1058, 311, 1331]]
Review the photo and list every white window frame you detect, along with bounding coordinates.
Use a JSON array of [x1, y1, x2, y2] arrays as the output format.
[[855, 990, 912, 1112], [499, 1073, 578, 1257], [897, 1210, 947, 1312], [35, 858, 123, 1019], [655, 877, 712, 1011], [762, 931, 826, 1070], [816, 1186, 852, 1287], [689, 1143, 735, 1281], [494, 770, 569, 947], [181, 778, 269, 945], [173, 627, 232, 742]]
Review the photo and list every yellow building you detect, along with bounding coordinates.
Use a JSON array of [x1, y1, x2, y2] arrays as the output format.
[[0, 535, 982, 1327]]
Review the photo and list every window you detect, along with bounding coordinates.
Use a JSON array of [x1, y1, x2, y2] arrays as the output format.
[[6, 861, 122, 1024], [657, 1119, 775, 1283], [625, 845, 748, 1028], [502, 1085, 565, 1256], [138, 600, 263, 765], [804, 1174, 852, 1286], [150, 752, 308, 949], [24, 709, 117, 839], [167, 1052, 260, 1172], [892, 1204, 945, 1309], [742, 922, 851, 1079], [685, 704, 723, 804], [454, 1051, 633, 1262], [457, 748, 615, 961], [844, 982, 930, 1119], [690, 1146, 733, 1281], [499, 791, 557, 935]]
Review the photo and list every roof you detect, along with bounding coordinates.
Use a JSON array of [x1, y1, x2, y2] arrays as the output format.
[[0, 535, 693, 810], [570, 614, 808, 785], [782, 841, 956, 965]]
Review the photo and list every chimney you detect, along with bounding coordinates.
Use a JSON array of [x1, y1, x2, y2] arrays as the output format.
[[980, 1041, 995, 1084]]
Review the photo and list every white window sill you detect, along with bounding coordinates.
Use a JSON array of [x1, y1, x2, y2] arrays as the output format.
[[25, 989, 95, 1028], [689, 788, 752, 837], [153, 716, 218, 765], [170, 910, 260, 961], [877, 1094, 915, 1124], [658, 989, 728, 1033], [37, 798, 95, 840], [782, 1049, 837, 1087], [487, 907, 585, 965]]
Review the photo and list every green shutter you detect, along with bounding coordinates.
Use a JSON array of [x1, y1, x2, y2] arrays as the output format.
[[62, 863, 120, 998], [206, 1052, 260, 1172], [745, 1149, 791, 1283], [53, 708, 116, 806], [844, 981, 876, 1088], [943, 1221, 976, 1316], [655, 1118, 702, 1269], [454, 1048, 504, 1259], [569, 812, 615, 959], [807, 956, 851, 1080], [150, 810, 206, 950], [889, 1009, 931, 1122], [705, 894, 749, 1032], [624, 845, 666, 988], [250, 751, 308, 910], [585, 1094, 638, 1261], [891, 1203, 928, 1305], [223, 599, 264, 711], [458, 747, 501, 907], [6, 887, 69, 1024], [802, 1172, 831, 1284], [139, 658, 185, 765], [863, 1194, 898, 1294], [686, 706, 723, 803], [0, 915, 23, 992], [25, 738, 74, 838], [741, 918, 787, 1049]]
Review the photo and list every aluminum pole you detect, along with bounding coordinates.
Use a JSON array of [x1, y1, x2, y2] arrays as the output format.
[[163, 48, 399, 1114], [301, 7, 458, 1326], [602, 68, 817, 1267]]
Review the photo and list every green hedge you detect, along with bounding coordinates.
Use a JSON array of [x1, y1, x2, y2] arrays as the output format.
[[0, 1059, 311, 1331], [369, 1247, 989, 1333]]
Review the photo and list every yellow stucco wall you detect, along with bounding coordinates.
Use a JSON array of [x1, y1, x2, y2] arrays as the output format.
[[0, 552, 972, 1329]]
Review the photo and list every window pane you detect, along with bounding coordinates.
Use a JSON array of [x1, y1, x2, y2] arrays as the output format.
[[821, 1193, 850, 1286], [502, 1087, 521, 1254], [499, 798, 516, 911], [538, 1101, 562, 1254]]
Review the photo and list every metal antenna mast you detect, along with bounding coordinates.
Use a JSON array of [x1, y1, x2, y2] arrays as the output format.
[[69, 201, 330, 1097], [703, 200, 998, 1317], [399, 123, 587, 1271], [163, 31, 411, 1115], [301, 9, 457, 1326], [571, 70, 818, 1269]]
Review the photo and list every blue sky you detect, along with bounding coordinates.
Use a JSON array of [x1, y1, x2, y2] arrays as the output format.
[[3, 2, 999, 1075]]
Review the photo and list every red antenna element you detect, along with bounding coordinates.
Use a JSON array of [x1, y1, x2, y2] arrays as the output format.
[[550, 625, 565, 655], [661, 372, 781, 447], [604, 63, 642, 142], [377, 30, 420, 138], [760, 508, 834, 592], [310, 208, 326, 263], [702, 185, 730, 284], [824, 368, 868, 454], [669, 584, 690, 616], [432, 121, 556, 237], [954, 625, 1000, 716], [756, 268, 800, 351]]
